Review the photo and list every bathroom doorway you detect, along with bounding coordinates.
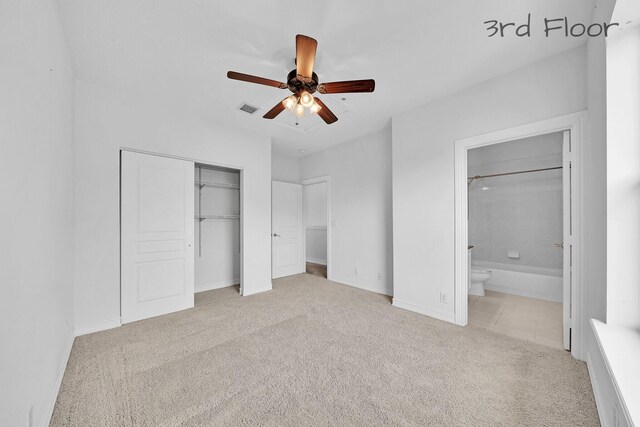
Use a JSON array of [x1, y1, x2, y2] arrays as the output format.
[[454, 113, 585, 358], [302, 176, 331, 280]]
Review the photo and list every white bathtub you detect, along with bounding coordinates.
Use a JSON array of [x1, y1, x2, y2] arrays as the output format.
[[471, 260, 562, 303]]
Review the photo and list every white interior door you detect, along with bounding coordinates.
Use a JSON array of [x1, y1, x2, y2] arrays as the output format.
[[121, 151, 194, 324], [272, 181, 304, 279], [562, 130, 572, 350]]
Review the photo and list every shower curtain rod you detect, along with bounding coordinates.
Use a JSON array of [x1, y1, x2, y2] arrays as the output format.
[[467, 166, 562, 183]]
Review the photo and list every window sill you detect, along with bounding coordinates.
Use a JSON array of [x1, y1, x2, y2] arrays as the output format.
[[591, 319, 640, 426]]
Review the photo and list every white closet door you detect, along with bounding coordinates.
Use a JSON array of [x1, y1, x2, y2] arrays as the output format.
[[272, 181, 304, 279], [121, 151, 194, 324]]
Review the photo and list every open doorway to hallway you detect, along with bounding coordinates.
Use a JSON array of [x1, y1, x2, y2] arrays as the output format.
[[303, 176, 331, 279]]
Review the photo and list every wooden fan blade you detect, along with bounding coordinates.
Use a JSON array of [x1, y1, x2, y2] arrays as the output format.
[[227, 71, 288, 89], [314, 98, 338, 124], [317, 79, 375, 94], [263, 99, 287, 119], [296, 34, 318, 81]]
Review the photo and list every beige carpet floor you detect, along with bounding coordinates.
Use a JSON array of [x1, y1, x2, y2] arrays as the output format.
[[51, 274, 599, 426]]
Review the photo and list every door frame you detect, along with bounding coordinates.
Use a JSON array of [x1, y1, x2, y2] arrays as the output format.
[[453, 111, 587, 360], [120, 147, 246, 303], [302, 176, 332, 281]]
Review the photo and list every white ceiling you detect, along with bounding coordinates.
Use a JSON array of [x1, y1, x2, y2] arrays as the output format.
[[58, 0, 594, 157]]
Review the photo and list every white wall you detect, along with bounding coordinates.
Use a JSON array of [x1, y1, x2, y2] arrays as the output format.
[[469, 133, 563, 270], [584, 0, 614, 331], [304, 182, 327, 264], [300, 128, 393, 295], [392, 46, 587, 324], [194, 167, 240, 292], [271, 151, 300, 183], [0, 1, 75, 425], [74, 80, 272, 332], [606, 24, 640, 329]]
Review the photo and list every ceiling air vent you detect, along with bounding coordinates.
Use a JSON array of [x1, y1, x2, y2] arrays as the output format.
[[238, 103, 259, 115]]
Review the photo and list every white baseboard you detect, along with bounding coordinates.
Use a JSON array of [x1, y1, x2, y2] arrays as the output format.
[[75, 318, 121, 337], [588, 319, 637, 427], [242, 283, 273, 296], [305, 258, 327, 265], [195, 278, 240, 293], [331, 276, 392, 296], [587, 350, 610, 427], [483, 284, 561, 303], [392, 298, 456, 324], [41, 333, 74, 427]]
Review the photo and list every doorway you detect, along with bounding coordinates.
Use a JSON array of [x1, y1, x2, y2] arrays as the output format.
[[304, 182, 327, 278], [454, 113, 586, 358], [466, 131, 568, 349], [303, 176, 331, 280]]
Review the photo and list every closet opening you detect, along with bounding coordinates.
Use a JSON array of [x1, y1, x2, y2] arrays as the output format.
[[120, 150, 244, 324], [195, 163, 242, 299]]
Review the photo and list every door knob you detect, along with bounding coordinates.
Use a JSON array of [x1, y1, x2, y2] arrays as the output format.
[[554, 243, 564, 248], [272, 233, 281, 237]]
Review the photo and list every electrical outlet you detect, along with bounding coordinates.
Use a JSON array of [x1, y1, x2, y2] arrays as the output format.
[[377, 273, 382, 281], [440, 292, 448, 304], [355, 267, 359, 277]]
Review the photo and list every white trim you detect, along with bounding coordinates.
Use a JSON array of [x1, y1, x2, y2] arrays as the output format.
[[242, 283, 273, 296], [392, 299, 456, 324], [454, 111, 587, 360], [305, 257, 327, 265], [332, 276, 392, 296], [301, 175, 332, 281], [586, 351, 609, 427], [590, 319, 639, 426], [195, 278, 240, 293], [75, 318, 122, 337], [41, 334, 74, 427]]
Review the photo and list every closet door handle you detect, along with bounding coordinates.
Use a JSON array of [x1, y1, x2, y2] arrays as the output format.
[[272, 233, 281, 237]]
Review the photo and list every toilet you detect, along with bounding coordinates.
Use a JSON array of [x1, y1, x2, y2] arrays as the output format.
[[469, 268, 492, 296]]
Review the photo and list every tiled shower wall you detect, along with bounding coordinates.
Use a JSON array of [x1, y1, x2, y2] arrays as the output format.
[[468, 133, 563, 270]]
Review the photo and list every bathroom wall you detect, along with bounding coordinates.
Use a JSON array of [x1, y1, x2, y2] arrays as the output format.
[[468, 132, 564, 272]]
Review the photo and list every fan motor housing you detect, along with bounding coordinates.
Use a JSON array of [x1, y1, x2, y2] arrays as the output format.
[[287, 69, 318, 94]]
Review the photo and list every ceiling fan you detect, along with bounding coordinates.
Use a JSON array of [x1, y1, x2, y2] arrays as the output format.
[[227, 34, 375, 125]]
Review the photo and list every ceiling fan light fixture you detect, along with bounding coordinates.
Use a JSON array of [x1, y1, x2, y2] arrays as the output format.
[[228, 34, 374, 125], [282, 95, 297, 111], [299, 90, 314, 108], [309, 99, 322, 115]]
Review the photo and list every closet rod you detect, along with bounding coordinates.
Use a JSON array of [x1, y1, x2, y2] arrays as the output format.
[[468, 166, 562, 183]]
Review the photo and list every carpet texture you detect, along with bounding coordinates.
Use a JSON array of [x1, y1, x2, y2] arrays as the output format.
[[51, 274, 599, 426]]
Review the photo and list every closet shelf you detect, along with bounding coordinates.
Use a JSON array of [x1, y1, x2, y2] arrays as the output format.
[[195, 180, 239, 190], [195, 214, 240, 222]]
